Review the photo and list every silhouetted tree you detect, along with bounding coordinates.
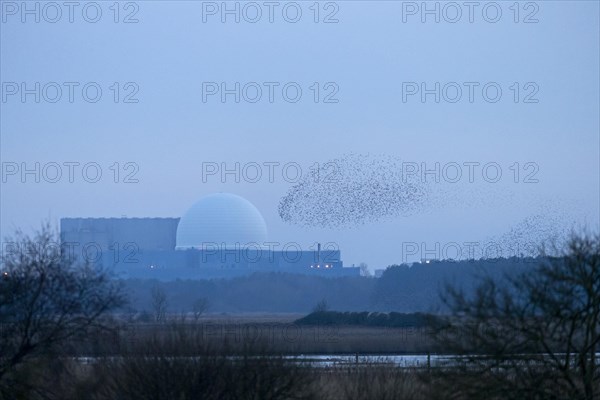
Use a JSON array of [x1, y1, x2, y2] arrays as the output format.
[[0, 223, 125, 397], [151, 285, 168, 323], [429, 232, 600, 400], [358, 262, 371, 277], [312, 298, 329, 313], [192, 297, 210, 322]]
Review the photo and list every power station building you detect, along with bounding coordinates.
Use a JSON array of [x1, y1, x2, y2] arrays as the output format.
[[60, 193, 359, 280]]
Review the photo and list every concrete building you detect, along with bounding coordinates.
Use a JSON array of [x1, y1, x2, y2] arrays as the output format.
[[60, 193, 359, 280]]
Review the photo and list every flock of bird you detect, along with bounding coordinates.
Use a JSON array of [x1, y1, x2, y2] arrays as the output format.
[[278, 153, 576, 258], [278, 154, 430, 228]]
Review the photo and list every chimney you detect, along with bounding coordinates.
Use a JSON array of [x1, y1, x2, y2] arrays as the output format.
[[317, 243, 321, 264]]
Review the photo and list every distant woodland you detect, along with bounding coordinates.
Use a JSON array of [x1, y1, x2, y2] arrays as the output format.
[[122, 257, 537, 314]]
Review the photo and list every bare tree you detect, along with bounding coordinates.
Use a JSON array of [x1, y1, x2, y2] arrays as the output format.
[[358, 262, 371, 277], [0, 223, 125, 396], [312, 298, 329, 313], [151, 285, 168, 323], [192, 297, 210, 322], [429, 232, 600, 400]]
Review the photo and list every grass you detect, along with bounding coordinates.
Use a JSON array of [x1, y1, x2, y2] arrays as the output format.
[[78, 314, 437, 357], [6, 315, 577, 400]]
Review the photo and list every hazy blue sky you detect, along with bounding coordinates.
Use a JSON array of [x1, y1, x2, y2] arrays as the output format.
[[1, 1, 599, 268]]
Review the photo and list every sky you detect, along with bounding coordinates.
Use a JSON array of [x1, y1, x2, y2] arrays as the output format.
[[1, 1, 599, 269]]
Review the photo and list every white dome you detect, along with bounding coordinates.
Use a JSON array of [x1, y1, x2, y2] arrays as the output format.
[[176, 193, 267, 250]]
